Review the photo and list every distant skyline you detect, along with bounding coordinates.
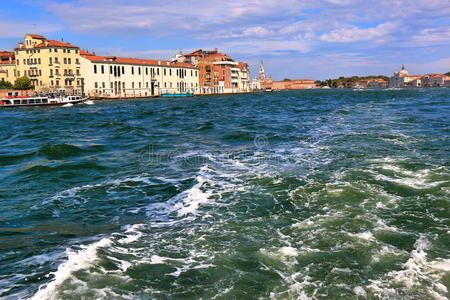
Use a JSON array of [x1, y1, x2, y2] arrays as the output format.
[[1, 0, 449, 80]]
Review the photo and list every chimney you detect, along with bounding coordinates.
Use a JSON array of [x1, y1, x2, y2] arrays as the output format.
[[158, 60, 161, 65]]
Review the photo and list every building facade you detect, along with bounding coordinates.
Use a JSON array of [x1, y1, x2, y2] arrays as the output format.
[[80, 51, 199, 97], [2, 34, 252, 97], [389, 65, 450, 88], [14, 34, 83, 94], [422, 74, 450, 87], [389, 65, 422, 87], [174, 49, 250, 94], [0, 51, 16, 83], [257, 61, 318, 90]]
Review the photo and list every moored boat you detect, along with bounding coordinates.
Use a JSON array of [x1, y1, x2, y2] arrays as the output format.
[[0, 95, 86, 107], [161, 93, 194, 98]]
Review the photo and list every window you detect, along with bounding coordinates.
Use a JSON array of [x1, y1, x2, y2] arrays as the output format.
[[164, 69, 166, 76], [101, 65, 104, 74], [132, 67, 134, 75], [110, 66, 113, 74], [139, 82, 141, 88], [157, 68, 159, 76], [64, 58, 67, 64], [132, 82, 135, 88], [122, 66, 125, 74], [68, 58, 71, 64], [76, 58, 79, 64], [102, 82, 105, 88], [169, 69, 172, 76], [146, 68, 148, 75], [95, 82, 98, 88], [49, 57, 52, 64], [138, 67, 141, 75], [94, 65, 97, 73]]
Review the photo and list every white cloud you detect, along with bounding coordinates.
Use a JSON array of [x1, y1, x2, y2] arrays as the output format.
[[0, 20, 61, 39], [320, 22, 397, 43]]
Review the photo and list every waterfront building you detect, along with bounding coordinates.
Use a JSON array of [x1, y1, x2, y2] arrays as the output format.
[[257, 61, 318, 90], [0, 51, 17, 83], [80, 51, 199, 97], [174, 49, 251, 94], [13, 34, 83, 94], [421, 74, 450, 87], [389, 65, 422, 87], [353, 78, 388, 88]]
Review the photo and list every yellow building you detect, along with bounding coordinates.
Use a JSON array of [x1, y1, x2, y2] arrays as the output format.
[[14, 34, 83, 94], [0, 51, 17, 84]]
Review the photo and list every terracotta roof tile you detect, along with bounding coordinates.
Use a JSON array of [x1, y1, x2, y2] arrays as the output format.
[[27, 34, 46, 39], [81, 54, 197, 69], [34, 40, 79, 49]]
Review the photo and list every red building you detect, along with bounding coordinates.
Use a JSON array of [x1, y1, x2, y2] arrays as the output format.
[[175, 48, 249, 93]]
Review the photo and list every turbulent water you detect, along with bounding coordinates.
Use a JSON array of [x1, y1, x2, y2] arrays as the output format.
[[1, 89, 449, 299]]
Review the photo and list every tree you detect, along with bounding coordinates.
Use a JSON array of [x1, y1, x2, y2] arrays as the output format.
[[0, 79, 13, 89], [283, 78, 291, 81], [445, 72, 450, 76], [13, 76, 34, 90]]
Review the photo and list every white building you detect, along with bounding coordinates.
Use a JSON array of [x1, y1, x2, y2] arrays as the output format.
[[422, 74, 450, 87], [389, 65, 422, 87], [80, 51, 199, 97]]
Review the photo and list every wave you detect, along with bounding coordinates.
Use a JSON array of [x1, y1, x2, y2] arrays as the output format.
[[367, 235, 450, 299], [30, 224, 144, 300]]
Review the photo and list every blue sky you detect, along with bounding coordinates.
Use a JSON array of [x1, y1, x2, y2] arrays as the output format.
[[1, 0, 449, 80]]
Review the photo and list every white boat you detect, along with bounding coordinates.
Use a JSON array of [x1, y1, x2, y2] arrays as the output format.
[[0, 95, 86, 108]]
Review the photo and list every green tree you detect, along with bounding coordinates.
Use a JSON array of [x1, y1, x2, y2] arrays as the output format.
[[445, 72, 450, 76], [283, 78, 291, 81], [13, 76, 34, 90], [0, 79, 13, 89]]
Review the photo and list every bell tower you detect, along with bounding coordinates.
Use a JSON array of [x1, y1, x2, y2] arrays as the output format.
[[259, 60, 266, 80]]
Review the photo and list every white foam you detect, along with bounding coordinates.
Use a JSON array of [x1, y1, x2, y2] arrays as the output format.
[[353, 286, 367, 297], [174, 175, 212, 217], [278, 246, 299, 257], [40, 175, 155, 207], [31, 237, 112, 300], [31, 224, 145, 300], [368, 235, 450, 299], [348, 231, 375, 241]]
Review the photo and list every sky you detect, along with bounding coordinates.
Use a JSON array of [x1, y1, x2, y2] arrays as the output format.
[[0, 0, 449, 80]]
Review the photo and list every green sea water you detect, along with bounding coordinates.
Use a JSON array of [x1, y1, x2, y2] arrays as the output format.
[[0, 88, 449, 299]]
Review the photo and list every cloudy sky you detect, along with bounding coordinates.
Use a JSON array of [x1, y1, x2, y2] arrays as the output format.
[[1, 0, 449, 79]]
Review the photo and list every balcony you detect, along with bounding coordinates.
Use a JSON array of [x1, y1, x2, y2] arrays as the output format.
[[213, 60, 238, 66]]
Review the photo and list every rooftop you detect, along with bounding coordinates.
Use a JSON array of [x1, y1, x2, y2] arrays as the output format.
[[81, 53, 197, 69]]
